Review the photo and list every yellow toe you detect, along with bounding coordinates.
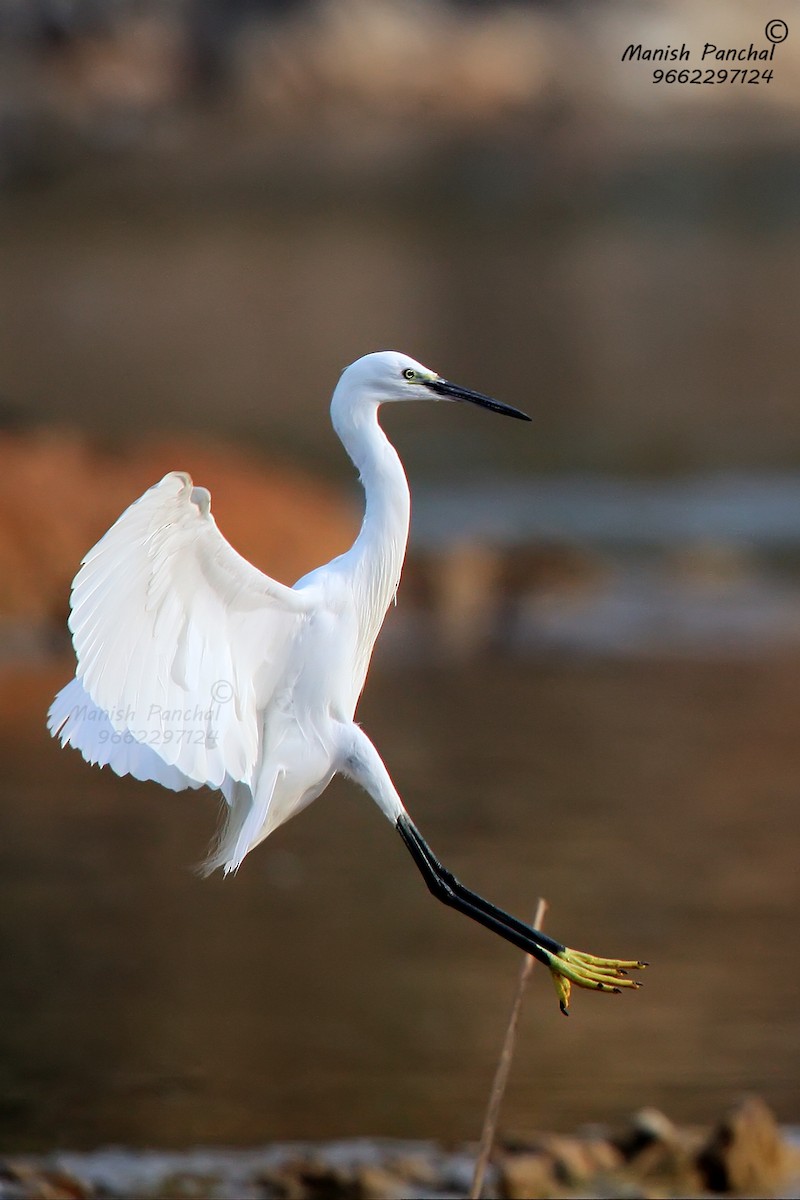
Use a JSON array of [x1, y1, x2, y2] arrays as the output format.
[[545, 945, 647, 1014]]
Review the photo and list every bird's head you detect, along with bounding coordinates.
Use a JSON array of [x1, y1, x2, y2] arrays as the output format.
[[332, 351, 530, 422]]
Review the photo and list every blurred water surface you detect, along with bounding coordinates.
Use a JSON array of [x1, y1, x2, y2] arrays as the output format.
[[1, 650, 799, 1150], [1, 192, 799, 480]]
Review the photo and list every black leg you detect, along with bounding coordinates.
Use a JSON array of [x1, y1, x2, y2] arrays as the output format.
[[397, 813, 647, 1015], [396, 812, 565, 967]]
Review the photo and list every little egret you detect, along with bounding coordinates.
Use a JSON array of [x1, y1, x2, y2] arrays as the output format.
[[49, 350, 644, 1013]]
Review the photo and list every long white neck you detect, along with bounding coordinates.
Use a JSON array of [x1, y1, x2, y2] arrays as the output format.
[[332, 397, 411, 626]]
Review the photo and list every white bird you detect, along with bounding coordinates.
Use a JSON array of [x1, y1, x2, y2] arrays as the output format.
[[48, 351, 644, 1013]]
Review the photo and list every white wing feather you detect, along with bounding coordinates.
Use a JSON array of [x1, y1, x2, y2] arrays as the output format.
[[48, 676, 210, 793], [49, 472, 314, 794]]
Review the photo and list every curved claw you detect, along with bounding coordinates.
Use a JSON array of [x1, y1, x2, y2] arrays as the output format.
[[545, 946, 648, 1015]]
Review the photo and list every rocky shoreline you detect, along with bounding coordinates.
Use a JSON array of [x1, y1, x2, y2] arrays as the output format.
[[2, 1097, 798, 1199]]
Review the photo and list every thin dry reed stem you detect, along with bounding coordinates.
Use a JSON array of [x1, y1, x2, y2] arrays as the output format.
[[469, 897, 548, 1200]]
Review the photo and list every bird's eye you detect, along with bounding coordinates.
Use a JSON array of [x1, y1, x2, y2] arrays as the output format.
[[402, 368, 417, 381]]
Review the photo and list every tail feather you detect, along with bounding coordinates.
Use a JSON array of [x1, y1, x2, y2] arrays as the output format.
[[199, 771, 280, 876]]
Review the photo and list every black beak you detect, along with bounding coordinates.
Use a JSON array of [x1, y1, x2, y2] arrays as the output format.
[[424, 377, 531, 421]]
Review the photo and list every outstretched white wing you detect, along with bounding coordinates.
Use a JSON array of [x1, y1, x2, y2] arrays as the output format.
[[48, 472, 314, 793]]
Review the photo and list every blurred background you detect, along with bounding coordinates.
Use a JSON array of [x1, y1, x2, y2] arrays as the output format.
[[0, 0, 799, 1155]]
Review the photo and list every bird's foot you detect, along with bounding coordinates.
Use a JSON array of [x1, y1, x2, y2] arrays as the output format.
[[544, 946, 647, 1016]]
